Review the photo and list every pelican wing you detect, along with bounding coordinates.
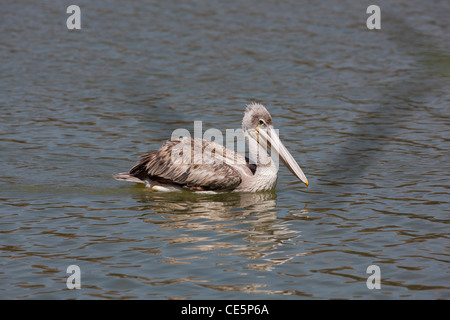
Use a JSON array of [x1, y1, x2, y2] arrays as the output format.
[[129, 137, 252, 191]]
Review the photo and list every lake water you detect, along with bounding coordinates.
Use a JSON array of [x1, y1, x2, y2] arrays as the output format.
[[0, 0, 449, 299]]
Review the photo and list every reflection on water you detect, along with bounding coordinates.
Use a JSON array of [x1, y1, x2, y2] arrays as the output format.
[[134, 191, 308, 272]]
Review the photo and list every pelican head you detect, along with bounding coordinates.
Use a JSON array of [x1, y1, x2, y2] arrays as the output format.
[[242, 103, 309, 187]]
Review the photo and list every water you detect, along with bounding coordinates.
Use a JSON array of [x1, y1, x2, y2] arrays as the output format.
[[0, 0, 449, 299]]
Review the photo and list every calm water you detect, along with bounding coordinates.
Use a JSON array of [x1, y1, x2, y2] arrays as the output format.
[[0, 0, 449, 299]]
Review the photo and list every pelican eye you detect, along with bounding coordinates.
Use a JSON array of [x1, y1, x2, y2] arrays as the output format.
[[259, 119, 266, 126]]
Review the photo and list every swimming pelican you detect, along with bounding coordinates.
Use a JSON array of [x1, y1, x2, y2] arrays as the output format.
[[114, 103, 308, 192]]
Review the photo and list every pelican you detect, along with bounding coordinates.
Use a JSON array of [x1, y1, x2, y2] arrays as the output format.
[[114, 103, 308, 192]]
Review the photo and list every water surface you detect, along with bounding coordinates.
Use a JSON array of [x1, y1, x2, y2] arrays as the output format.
[[0, 0, 449, 299]]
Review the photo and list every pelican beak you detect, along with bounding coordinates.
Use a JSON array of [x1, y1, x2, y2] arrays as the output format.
[[258, 126, 309, 187]]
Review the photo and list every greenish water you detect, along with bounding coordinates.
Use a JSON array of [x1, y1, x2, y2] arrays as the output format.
[[0, 0, 449, 299]]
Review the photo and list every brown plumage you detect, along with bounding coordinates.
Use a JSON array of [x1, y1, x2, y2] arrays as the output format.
[[114, 137, 253, 191]]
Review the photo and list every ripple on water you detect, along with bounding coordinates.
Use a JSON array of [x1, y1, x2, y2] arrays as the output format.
[[0, 0, 449, 299]]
